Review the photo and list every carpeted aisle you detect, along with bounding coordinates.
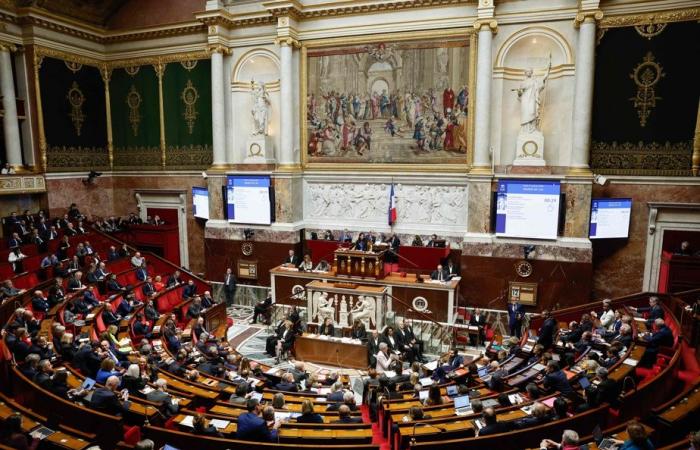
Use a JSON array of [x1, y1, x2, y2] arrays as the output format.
[[362, 404, 390, 450]]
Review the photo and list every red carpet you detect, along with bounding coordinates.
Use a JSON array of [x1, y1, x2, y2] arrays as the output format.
[[362, 404, 391, 450]]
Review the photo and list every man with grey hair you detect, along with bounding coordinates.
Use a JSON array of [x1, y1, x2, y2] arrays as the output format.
[[134, 440, 155, 450], [375, 341, 398, 374], [328, 390, 357, 412], [90, 375, 130, 415], [595, 366, 620, 407], [641, 317, 674, 366], [146, 378, 179, 416], [631, 296, 664, 329], [540, 429, 579, 449]]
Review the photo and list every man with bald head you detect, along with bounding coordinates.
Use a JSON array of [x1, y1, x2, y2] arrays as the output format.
[[332, 404, 362, 423], [90, 375, 130, 415]]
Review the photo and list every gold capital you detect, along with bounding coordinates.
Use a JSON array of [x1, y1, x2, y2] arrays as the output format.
[[473, 19, 497, 33], [0, 41, 17, 52], [274, 36, 301, 48], [207, 44, 231, 56], [574, 10, 604, 27]]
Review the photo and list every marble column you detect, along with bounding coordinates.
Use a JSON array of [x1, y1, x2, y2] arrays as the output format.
[[223, 53, 234, 165], [0, 44, 22, 167], [570, 13, 601, 175], [471, 21, 496, 173], [210, 47, 226, 167], [278, 38, 295, 166]]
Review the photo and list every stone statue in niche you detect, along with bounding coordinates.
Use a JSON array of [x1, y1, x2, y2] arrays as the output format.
[[251, 80, 270, 136], [316, 292, 336, 324], [350, 295, 375, 329], [512, 55, 551, 166]]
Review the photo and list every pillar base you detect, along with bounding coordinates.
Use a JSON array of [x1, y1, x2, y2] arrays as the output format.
[[469, 165, 493, 175], [567, 166, 593, 177]]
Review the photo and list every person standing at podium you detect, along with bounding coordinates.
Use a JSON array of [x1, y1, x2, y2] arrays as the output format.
[[469, 308, 487, 346], [353, 233, 368, 251], [430, 264, 448, 282]]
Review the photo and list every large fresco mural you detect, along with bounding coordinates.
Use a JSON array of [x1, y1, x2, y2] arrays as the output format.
[[305, 37, 471, 165]]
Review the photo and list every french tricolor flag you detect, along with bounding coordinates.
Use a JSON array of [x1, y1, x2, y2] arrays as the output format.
[[388, 184, 397, 225]]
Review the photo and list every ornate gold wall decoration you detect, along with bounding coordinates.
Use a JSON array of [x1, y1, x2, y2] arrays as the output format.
[[64, 61, 82, 73], [591, 140, 691, 176], [629, 52, 664, 127], [180, 60, 198, 71], [634, 23, 667, 39], [181, 79, 199, 134], [126, 85, 142, 136], [66, 81, 86, 136], [125, 66, 140, 76]]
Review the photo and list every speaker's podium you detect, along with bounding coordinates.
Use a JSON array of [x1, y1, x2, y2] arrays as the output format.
[[333, 248, 386, 279]]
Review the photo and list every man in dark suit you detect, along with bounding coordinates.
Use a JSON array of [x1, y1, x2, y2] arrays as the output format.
[[101, 304, 121, 326], [182, 280, 197, 299], [67, 271, 85, 291], [536, 310, 557, 349], [236, 399, 280, 442], [425, 234, 440, 248], [223, 268, 237, 306], [512, 402, 548, 429], [31, 291, 50, 315], [430, 264, 448, 282], [135, 263, 148, 282], [632, 296, 665, 330], [469, 308, 487, 346], [367, 329, 381, 367], [508, 297, 526, 338], [542, 361, 574, 396], [332, 405, 362, 423], [445, 260, 459, 279], [146, 379, 179, 417], [283, 250, 299, 267], [251, 293, 272, 324], [90, 375, 130, 416], [478, 407, 513, 436], [641, 318, 674, 366], [274, 373, 298, 392], [611, 324, 633, 348], [142, 276, 156, 298], [166, 270, 182, 288], [594, 367, 620, 408], [7, 232, 22, 249]]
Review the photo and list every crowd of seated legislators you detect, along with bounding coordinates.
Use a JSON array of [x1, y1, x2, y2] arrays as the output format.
[[93, 212, 166, 233]]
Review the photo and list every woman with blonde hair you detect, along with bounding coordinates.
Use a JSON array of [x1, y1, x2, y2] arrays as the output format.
[[296, 399, 323, 423]]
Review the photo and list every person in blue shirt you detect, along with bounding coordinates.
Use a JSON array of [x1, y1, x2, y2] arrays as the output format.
[[236, 398, 281, 442], [610, 421, 654, 450], [95, 358, 122, 385]]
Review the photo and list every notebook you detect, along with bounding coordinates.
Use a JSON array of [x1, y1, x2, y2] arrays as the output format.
[[454, 395, 472, 416], [29, 426, 55, 440]]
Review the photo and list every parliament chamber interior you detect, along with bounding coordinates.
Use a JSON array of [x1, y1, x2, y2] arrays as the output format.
[[0, 0, 699, 449]]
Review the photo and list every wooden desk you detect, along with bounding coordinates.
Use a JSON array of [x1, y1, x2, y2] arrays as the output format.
[[294, 334, 368, 370], [271, 266, 459, 323], [0, 401, 90, 450], [334, 249, 386, 279], [657, 384, 700, 424], [204, 301, 227, 332]]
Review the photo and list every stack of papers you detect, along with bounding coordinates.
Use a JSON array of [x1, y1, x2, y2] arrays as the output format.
[[210, 419, 230, 430], [623, 358, 638, 367], [178, 416, 194, 428]]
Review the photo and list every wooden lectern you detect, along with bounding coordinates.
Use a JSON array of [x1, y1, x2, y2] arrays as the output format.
[[333, 249, 386, 279]]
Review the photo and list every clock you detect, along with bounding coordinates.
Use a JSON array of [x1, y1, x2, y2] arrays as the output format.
[[241, 241, 254, 256], [515, 260, 533, 278]]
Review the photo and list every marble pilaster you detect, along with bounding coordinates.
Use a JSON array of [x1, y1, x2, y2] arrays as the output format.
[[569, 12, 601, 175], [0, 44, 22, 166], [471, 21, 497, 173], [210, 48, 227, 167], [278, 38, 295, 166], [467, 177, 492, 234]]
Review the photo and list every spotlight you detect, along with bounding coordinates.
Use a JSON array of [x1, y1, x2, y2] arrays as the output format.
[[82, 170, 102, 185], [523, 245, 536, 260], [593, 174, 609, 186], [243, 228, 255, 240]]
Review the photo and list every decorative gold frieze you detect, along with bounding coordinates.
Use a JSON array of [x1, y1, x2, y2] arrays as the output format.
[[125, 66, 140, 76], [66, 81, 86, 136], [0, 175, 46, 195], [207, 44, 232, 56], [64, 60, 82, 73], [591, 140, 691, 176], [126, 85, 142, 136], [634, 23, 667, 39], [599, 8, 700, 28], [574, 10, 603, 27], [180, 60, 198, 71], [629, 52, 664, 128]]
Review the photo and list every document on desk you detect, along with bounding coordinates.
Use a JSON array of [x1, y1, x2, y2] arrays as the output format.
[[210, 419, 230, 430], [622, 358, 638, 367], [383, 370, 396, 378], [179, 415, 194, 428], [423, 360, 439, 371]]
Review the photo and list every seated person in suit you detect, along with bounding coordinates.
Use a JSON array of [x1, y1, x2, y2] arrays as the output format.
[[477, 407, 513, 436], [201, 291, 215, 308], [275, 372, 298, 392], [101, 303, 121, 326], [630, 296, 665, 330], [186, 297, 203, 320], [430, 264, 448, 282], [425, 234, 440, 247], [146, 379, 179, 417], [332, 404, 362, 423], [251, 293, 273, 324], [513, 402, 548, 429], [30, 291, 50, 314], [166, 270, 182, 288], [95, 358, 122, 385], [319, 317, 335, 336], [327, 390, 357, 412], [106, 273, 127, 294], [540, 430, 580, 450], [296, 399, 323, 423], [351, 319, 367, 341], [542, 361, 574, 396], [640, 318, 674, 366], [353, 232, 369, 251], [283, 250, 299, 267], [298, 254, 314, 271], [236, 398, 280, 441], [182, 279, 197, 299], [90, 375, 130, 416], [117, 291, 140, 317]]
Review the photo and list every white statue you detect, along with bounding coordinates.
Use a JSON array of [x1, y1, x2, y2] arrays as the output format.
[[350, 295, 373, 328], [316, 292, 335, 324], [251, 80, 270, 136], [514, 56, 551, 134]]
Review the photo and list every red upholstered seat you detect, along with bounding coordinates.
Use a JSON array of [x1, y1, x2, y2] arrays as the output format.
[[122, 425, 141, 445], [95, 312, 107, 334]]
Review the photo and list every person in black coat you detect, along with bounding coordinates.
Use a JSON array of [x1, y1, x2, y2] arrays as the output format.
[[542, 361, 574, 396], [319, 317, 335, 336], [631, 296, 665, 330], [367, 329, 381, 367], [251, 293, 272, 324], [297, 399, 324, 423], [101, 304, 121, 326], [331, 405, 362, 424], [478, 407, 513, 436], [640, 319, 674, 366], [469, 308, 487, 346], [536, 310, 558, 350], [223, 268, 237, 306], [90, 376, 130, 416], [351, 319, 367, 341], [182, 280, 197, 299]]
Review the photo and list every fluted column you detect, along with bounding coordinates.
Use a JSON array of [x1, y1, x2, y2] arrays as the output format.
[[570, 11, 602, 175], [210, 46, 227, 167], [277, 37, 298, 167], [0, 43, 22, 167], [471, 20, 497, 173]]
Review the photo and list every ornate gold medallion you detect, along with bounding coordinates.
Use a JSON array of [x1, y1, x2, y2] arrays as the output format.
[[181, 60, 198, 71], [629, 52, 664, 127], [126, 85, 142, 136], [64, 61, 82, 73], [181, 80, 199, 134], [125, 66, 140, 76], [241, 241, 254, 256], [66, 81, 85, 136], [515, 260, 533, 278], [634, 23, 667, 40]]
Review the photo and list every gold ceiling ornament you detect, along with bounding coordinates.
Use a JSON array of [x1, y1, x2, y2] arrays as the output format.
[[64, 61, 82, 73], [126, 85, 142, 137], [181, 79, 199, 135], [66, 81, 86, 136], [634, 23, 667, 39], [124, 66, 140, 76], [180, 60, 198, 71], [629, 52, 665, 127], [599, 8, 700, 28]]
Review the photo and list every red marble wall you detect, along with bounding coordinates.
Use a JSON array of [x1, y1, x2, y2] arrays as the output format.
[[108, 0, 205, 29], [591, 182, 700, 299], [46, 176, 115, 219]]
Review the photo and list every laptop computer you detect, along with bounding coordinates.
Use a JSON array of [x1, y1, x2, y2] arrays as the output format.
[[419, 390, 429, 401], [29, 426, 56, 440], [477, 367, 489, 378], [81, 377, 96, 390], [579, 376, 591, 389], [592, 424, 616, 450], [446, 385, 458, 397], [454, 395, 472, 416]]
